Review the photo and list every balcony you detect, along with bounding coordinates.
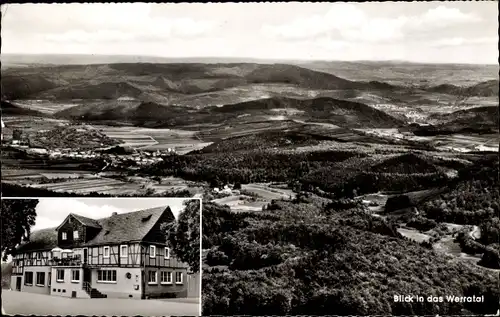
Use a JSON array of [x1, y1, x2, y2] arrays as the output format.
[[50, 255, 83, 267]]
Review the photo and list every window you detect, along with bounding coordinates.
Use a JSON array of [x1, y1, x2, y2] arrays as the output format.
[[36, 272, 45, 286], [175, 272, 183, 284], [161, 271, 172, 284], [62, 232, 67, 240], [56, 269, 65, 282], [164, 247, 170, 259], [24, 272, 33, 285], [73, 231, 79, 239], [149, 245, 156, 258], [48, 272, 51, 287], [71, 270, 80, 282], [36, 252, 42, 259], [148, 271, 157, 284], [97, 270, 117, 283], [103, 246, 110, 258], [120, 245, 128, 257]]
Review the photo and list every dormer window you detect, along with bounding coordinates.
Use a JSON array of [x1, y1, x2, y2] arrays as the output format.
[[73, 231, 79, 239], [62, 232, 67, 240]]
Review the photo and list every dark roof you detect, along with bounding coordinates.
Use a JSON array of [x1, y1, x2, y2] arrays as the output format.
[[84, 206, 173, 246], [15, 206, 174, 252], [15, 227, 58, 253], [71, 213, 102, 228]]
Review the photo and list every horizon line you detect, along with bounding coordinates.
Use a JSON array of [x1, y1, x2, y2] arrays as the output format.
[[2, 53, 497, 66]]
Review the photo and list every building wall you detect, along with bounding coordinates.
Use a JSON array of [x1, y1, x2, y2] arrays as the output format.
[[10, 275, 22, 291], [87, 243, 141, 267], [50, 267, 89, 298], [58, 215, 88, 248], [141, 243, 187, 268], [143, 267, 188, 298], [187, 272, 201, 298], [20, 266, 51, 295], [91, 267, 142, 299]]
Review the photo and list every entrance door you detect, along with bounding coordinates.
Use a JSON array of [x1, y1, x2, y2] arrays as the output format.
[[141, 271, 145, 299], [83, 268, 91, 283], [16, 277, 21, 291]]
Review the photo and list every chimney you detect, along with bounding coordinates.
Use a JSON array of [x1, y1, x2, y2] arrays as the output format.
[[112, 212, 118, 216]]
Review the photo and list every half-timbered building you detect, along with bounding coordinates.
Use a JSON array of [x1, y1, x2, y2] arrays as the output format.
[[10, 206, 190, 299]]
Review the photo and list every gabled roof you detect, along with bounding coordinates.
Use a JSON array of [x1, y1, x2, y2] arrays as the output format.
[[15, 227, 58, 253], [56, 213, 102, 230], [72, 214, 102, 229], [14, 206, 175, 252], [84, 206, 173, 246]]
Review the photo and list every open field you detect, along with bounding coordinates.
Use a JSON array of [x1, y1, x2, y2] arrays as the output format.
[[1, 170, 200, 196], [300, 61, 499, 86], [359, 128, 498, 152], [2, 169, 92, 181], [10, 100, 83, 114], [1, 290, 200, 316], [211, 183, 296, 212], [397, 227, 431, 243], [241, 183, 295, 200], [92, 125, 210, 151]]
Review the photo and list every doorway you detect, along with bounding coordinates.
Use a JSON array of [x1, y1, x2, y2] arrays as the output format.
[[15, 277, 21, 291], [83, 268, 91, 283]]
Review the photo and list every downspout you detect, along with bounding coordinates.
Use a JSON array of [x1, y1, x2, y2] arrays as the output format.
[[141, 243, 146, 300]]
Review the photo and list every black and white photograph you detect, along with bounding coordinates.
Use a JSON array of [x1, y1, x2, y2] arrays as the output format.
[[0, 1, 499, 316], [1, 197, 201, 316]]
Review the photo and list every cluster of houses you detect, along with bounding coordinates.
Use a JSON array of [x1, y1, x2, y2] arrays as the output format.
[[4, 139, 175, 167], [213, 185, 240, 196]]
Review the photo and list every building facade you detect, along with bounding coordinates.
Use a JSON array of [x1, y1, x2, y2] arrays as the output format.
[[10, 206, 190, 299]]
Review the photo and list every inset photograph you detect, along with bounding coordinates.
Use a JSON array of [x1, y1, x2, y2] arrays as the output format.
[[1, 197, 201, 316]]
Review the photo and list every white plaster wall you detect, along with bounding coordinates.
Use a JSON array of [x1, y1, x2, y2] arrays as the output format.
[[91, 267, 142, 299]]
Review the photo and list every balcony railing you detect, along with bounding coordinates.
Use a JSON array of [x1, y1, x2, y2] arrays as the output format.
[[50, 255, 83, 267]]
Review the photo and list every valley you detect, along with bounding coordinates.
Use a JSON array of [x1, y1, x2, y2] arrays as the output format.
[[1, 59, 498, 315]]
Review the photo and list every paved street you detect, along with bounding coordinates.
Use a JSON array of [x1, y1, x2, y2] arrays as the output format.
[[2, 290, 200, 316]]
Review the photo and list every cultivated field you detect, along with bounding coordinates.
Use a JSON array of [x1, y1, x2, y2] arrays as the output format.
[[211, 183, 296, 212], [11, 100, 83, 115], [92, 125, 210, 152]]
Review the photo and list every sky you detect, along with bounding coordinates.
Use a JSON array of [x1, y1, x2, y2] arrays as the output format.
[[1, 2, 498, 64], [29, 197, 193, 231]]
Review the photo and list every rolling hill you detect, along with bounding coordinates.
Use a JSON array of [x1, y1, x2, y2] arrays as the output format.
[[54, 96, 405, 129], [37, 81, 145, 100], [1, 74, 58, 100], [1, 63, 403, 103], [419, 106, 499, 134], [194, 130, 336, 153], [0, 100, 46, 116], [426, 80, 499, 97], [371, 153, 440, 174]]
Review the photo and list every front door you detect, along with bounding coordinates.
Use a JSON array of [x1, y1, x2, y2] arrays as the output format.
[[16, 277, 21, 291], [83, 268, 91, 283]]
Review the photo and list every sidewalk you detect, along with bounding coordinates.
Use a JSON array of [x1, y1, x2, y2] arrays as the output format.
[[2, 290, 200, 316]]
